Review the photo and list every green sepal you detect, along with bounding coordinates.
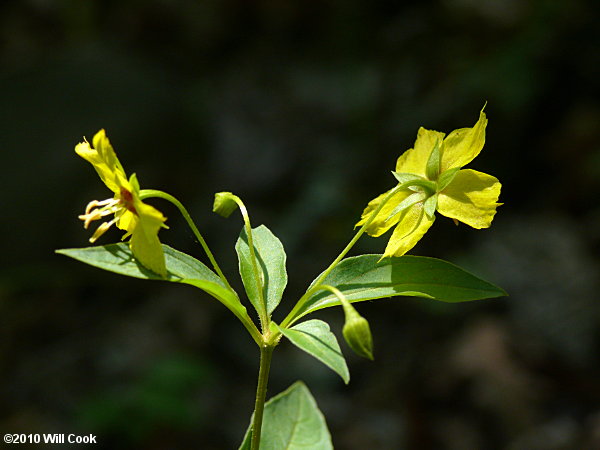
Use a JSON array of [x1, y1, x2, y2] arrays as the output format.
[[425, 139, 441, 180], [392, 172, 424, 184], [437, 167, 461, 191], [128, 172, 141, 192], [423, 193, 438, 218], [239, 381, 333, 450], [386, 192, 425, 221], [392, 173, 437, 195], [276, 320, 350, 384]]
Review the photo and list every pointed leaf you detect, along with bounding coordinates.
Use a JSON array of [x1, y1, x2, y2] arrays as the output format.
[[239, 381, 333, 450], [56, 243, 247, 318], [277, 320, 349, 384], [235, 225, 288, 317], [296, 255, 506, 320]]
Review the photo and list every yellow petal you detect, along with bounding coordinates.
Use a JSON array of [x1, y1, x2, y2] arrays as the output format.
[[92, 129, 126, 176], [395, 128, 446, 178], [357, 188, 413, 237], [75, 130, 127, 193], [440, 110, 487, 171], [116, 196, 167, 236], [130, 230, 166, 277], [383, 203, 435, 257], [129, 203, 167, 277], [75, 140, 114, 191], [116, 209, 138, 235], [437, 169, 501, 229], [137, 201, 167, 226]]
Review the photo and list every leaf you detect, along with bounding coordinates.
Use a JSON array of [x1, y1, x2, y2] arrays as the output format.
[[235, 225, 288, 317], [239, 381, 333, 450], [56, 243, 247, 318], [297, 255, 506, 320], [276, 320, 349, 384]]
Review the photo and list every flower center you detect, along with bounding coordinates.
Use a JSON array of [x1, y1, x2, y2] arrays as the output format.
[[78, 188, 140, 243], [120, 187, 138, 215]]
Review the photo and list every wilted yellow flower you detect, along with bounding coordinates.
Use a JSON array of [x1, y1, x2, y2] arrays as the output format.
[[76, 130, 168, 276], [357, 109, 501, 258]]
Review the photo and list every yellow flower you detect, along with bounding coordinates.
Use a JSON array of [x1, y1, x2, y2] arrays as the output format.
[[76, 129, 168, 277], [357, 109, 501, 258]]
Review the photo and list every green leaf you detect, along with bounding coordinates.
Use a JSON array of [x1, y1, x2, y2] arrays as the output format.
[[276, 320, 349, 384], [56, 243, 247, 318], [239, 381, 333, 450], [296, 255, 506, 320], [235, 225, 288, 317]]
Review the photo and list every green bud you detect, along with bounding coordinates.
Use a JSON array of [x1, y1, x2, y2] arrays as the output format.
[[213, 192, 238, 218], [343, 311, 374, 360]]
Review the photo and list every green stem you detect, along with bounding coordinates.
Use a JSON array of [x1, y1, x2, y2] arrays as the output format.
[[318, 284, 350, 313], [141, 189, 263, 345], [251, 344, 274, 450], [140, 189, 232, 290], [280, 184, 402, 328]]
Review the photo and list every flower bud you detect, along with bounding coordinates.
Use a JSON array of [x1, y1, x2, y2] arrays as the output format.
[[213, 192, 238, 218], [343, 311, 374, 360]]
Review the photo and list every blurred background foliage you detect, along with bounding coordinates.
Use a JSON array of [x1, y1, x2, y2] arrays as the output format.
[[1, 0, 599, 448]]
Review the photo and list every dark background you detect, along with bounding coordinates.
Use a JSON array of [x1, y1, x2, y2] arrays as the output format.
[[1, 0, 599, 449]]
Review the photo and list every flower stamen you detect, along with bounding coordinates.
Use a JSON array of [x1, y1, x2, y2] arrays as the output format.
[[89, 217, 118, 243], [79, 198, 121, 229]]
